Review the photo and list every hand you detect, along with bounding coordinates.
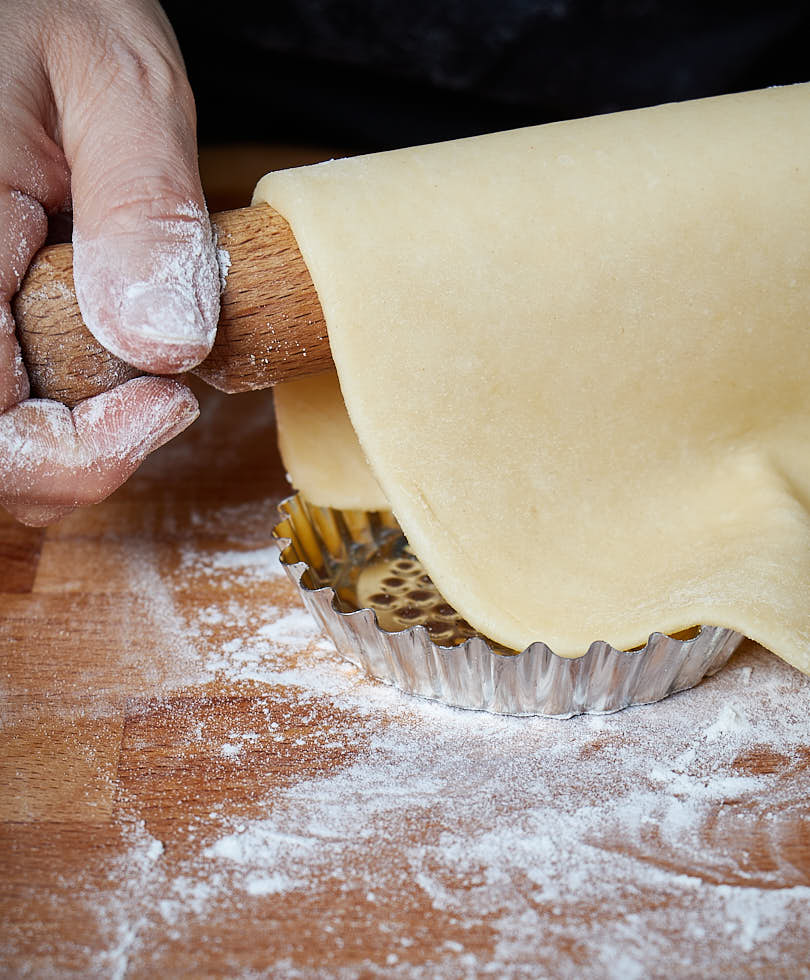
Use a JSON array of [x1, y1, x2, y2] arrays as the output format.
[[0, 0, 220, 525]]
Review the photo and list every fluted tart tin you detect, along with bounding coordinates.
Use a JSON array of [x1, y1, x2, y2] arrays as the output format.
[[272, 493, 743, 717]]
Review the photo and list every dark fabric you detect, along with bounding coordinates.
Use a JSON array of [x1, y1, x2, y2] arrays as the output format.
[[162, 0, 810, 149]]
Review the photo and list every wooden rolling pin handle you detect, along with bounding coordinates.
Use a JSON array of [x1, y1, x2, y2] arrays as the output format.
[[11, 205, 333, 409]]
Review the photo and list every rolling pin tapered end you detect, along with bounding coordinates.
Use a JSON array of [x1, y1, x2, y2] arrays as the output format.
[[11, 205, 333, 409]]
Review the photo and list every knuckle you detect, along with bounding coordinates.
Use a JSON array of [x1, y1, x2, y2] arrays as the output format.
[[94, 177, 204, 226]]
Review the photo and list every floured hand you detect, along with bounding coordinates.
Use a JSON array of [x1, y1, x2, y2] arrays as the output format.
[[0, 0, 220, 525]]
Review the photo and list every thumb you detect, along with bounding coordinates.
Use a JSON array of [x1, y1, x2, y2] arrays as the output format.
[[53, 3, 221, 374]]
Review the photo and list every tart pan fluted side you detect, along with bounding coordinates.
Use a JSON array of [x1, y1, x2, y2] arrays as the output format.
[[272, 493, 743, 717]]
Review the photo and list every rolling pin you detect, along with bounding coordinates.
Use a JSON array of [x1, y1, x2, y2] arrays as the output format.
[[10, 205, 333, 408]]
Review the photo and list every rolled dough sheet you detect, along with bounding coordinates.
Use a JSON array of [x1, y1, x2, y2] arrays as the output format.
[[260, 84, 810, 675], [274, 372, 387, 512]]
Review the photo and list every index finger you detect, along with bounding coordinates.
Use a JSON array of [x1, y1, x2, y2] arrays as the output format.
[[0, 185, 48, 411]]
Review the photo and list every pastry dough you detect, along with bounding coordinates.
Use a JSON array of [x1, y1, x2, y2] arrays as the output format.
[[260, 84, 810, 674], [274, 372, 387, 511]]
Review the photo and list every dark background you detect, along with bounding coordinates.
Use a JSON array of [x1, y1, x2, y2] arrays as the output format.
[[163, 0, 810, 152]]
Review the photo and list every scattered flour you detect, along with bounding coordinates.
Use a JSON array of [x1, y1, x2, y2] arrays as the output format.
[[145, 657, 810, 978], [130, 548, 810, 979], [704, 702, 751, 742], [180, 544, 285, 585], [244, 873, 293, 896], [217, 246, 232, 292]]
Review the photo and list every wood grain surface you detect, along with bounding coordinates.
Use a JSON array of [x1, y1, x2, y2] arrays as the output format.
[[1, 148, 809, 980]]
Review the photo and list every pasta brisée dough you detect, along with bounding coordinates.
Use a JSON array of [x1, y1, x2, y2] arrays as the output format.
[[260, 85, 810, 675], [274, 372, 387, 512]]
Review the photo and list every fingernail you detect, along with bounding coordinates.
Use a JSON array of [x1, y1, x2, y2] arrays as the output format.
[[122, 285, 215, 373]]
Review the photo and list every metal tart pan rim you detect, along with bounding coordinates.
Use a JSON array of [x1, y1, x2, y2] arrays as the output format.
[[272, 493, 744, 718]]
